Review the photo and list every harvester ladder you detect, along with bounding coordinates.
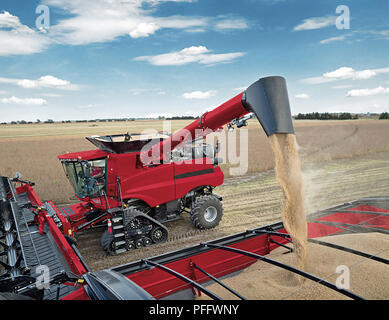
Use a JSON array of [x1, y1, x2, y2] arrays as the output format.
[[111, 215, 127, 254]]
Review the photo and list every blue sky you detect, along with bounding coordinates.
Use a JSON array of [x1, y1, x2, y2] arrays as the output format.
[[0, 0, 389, 122]]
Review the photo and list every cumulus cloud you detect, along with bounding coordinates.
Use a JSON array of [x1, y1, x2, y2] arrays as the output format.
[[1, 96, 47, 105], [295, 93, 310, 99], [1, 3, 249, 55], [0, 75, 78, 90], [293, 16, 336, 31], [302, 66, 389, 84], [41, 0, 248, 45], [323, 67, 376, 80], [183, 90, 217, 99], [347, 86, 389, 97], [0, 11, 51, 56], [134, 45, 245, 66]]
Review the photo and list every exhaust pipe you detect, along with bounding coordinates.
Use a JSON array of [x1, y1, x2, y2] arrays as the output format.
[[242, 76, 294, 136]]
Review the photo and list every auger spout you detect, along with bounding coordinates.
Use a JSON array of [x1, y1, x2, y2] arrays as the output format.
[[141, 75, 294, 165]]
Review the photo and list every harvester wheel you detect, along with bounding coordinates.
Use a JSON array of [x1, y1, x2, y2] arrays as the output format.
[[100, 230, 115, 255], [126, 241, 135, 250], [135, 238, 144, 248], [143, 236, 152, 246], [150, 226, 168, 244], [190, 195, 223, 230]]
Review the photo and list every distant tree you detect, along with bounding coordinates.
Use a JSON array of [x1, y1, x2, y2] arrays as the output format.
[[295, 112, 356, 120], [379, 112, 389, 119], [36, 119, 41, 123], [45, 119, 54, 123]]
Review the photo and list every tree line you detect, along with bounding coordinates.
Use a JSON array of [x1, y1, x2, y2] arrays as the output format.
[[379, 112, 389, 119], [294, 112, 359, 120]]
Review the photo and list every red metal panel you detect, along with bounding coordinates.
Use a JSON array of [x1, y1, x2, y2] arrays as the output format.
[[127, 235, 269, 299], [108, 153, 176, 207], [348, 205, 389, 213], [173, 160, 224, 199], [58, 149, 108, 161], [307, 222, 344, 238], [44, 215, 87, 275], [316, 212, 389, 226]]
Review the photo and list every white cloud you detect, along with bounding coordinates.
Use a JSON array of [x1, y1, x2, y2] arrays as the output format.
[[295, 93, 310, 99], [0, 11, 51, 56], [1, 96, 47, 105], [302, 66, 389, 84], [347, 86, 389, 97], [1, 3, 249, 56], [323, 67, 376, 80], [320, 35, 349, 44], [134, 45, 245, 66], [293, 16, 336, 31], [41, 1, 248, 46], [214, 18, 248, 31], [183, 90, 217, 99], [0, 75, 78, 90], [129, 22, 159, 38]]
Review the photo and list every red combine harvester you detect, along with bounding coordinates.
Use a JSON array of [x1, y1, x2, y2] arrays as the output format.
[[1, 76, 388, 300], [44, 76, 294, 255]]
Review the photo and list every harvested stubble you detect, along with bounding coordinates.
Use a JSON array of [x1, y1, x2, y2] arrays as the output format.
[[197, 232, 389, 300]]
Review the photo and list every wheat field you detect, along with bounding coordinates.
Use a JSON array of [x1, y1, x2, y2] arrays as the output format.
[[0, 119, 389, 203]]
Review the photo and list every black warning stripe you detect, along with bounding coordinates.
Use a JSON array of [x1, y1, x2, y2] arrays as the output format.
[[174, 168, 214, 180]]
